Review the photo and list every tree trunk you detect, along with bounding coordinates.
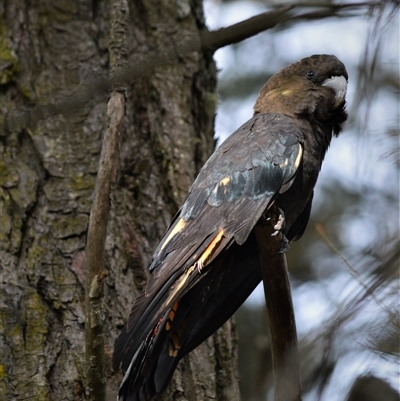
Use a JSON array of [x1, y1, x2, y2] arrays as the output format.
[[0, 1, 240, 400]]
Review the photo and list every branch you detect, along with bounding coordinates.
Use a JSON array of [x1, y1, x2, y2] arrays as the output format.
[[1, 1, 388, 135], [200, 6, 292, 51], [255, 207, 302, 401], [85, 0, 128, 400]]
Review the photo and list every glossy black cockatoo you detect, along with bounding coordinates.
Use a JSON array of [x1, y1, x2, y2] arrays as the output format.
[[113, 54, 348, 400]]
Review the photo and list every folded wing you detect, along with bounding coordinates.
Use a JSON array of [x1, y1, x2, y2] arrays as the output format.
[[112, 113, 304, 400]]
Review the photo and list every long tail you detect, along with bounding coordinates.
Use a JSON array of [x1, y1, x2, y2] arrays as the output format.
[[113, 232, 262, 401]]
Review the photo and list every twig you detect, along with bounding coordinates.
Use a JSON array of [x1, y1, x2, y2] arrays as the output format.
[[85, 0, 128, 400], [315, 223, 393, 316], [200, 6, 292, 51], [255, 207, 302, 401]]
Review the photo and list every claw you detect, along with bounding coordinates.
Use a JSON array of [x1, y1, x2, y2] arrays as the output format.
[[272, 208, 286, 235], [270, 208, 289, 253]]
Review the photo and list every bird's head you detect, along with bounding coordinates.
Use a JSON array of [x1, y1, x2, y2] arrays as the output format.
[[254, 54, 348, 135]]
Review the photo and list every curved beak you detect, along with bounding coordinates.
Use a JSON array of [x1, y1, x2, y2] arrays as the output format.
[[322, 75, 347, 107]]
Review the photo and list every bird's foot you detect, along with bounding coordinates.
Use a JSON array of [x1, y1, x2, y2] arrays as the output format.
[[258, 208, 290, 253], [271, 208, 286, 236], [270, 208, 289, 253]]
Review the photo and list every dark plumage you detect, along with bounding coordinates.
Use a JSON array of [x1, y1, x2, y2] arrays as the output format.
[[113, 54, 348, 401]]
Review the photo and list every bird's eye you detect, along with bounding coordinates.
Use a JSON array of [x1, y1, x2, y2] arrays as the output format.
[[306, 71, 315, 80]]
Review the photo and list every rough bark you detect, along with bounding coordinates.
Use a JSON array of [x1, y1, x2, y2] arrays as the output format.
[[0, 1, 239, 400]]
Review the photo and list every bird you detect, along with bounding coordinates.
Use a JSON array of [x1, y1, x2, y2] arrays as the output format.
[[112, 54, 348, 401]]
